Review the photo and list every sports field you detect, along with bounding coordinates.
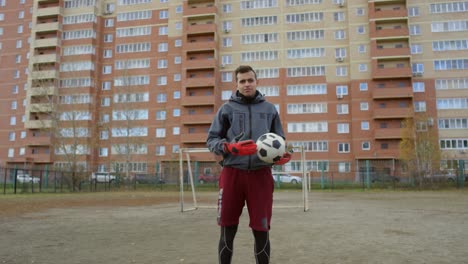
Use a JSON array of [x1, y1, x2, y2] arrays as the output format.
[[1, 190, 467, 264]]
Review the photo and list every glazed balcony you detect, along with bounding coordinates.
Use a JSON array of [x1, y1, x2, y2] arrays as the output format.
[[373, 108, 413, 119], [180, 114, 213, 125], [372, 87, 413, 99], [185, 59, 216, 69], [186, 23, 217, 35], [181, 95, 215, 106], [374, 128, 403, 139], [184, 2, 217, 17], [185, 77, 215, 88]]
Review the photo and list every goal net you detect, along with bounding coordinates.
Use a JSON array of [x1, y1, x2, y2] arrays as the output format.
[[178, 147, 309, 212]]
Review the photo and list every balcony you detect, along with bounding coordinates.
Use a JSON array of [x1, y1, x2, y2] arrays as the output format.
[[34, 37, 60, 48], [185, 41, 216, 51], [180, 114, 213, 125], [372, 47, 410, 58], [29, 153, 52, 163], [373, 108, 413, 119], [181, 95, 215, 106], [185, 77, 215, 88], [33, 54, 58, 64], [369, 8, 408, 20], [186, 23, 217, 35], [373, 87, 413, 99], [31, 70, 59, 79], [36, 6, 61, 17], [35, 22, 60, 33], [184, 2, 217, 17], [370, 21, 409, 39], [374, 128, 403, 139], [28, 86, 57, 96], [24, 136, 51, 146], [372, 65, 413, 79], [29, 103, 54, 113], [180, 133, 208, 143], [25, 120, 53, 129], [185, 59, 216, 69]]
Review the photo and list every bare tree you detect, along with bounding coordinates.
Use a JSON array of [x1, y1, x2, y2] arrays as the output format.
[[399, 115, 441, 188], [28, 62, 93, 190], [109, 64, 149, 185]]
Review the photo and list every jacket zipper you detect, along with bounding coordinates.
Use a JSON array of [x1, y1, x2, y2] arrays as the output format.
[[248, 104, 252, 169]]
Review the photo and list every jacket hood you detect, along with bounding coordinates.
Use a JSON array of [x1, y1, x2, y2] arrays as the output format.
[[230, 90, 265, 104]]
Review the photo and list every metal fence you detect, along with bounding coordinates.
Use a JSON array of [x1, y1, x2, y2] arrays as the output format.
[[1, 159, 466, 194]]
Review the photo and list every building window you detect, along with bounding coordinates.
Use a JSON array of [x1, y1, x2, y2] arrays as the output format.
[[361, 121, 369, 130], [413, 82, 425, 92], [336, 85, 348, 96], [338, 143, 350, 153], [360, 102, 369, 111], [173, 109, 180, 117], [173, 127, 180, 135], [414, 101, 426, 112], [337, 123, 350, 134], [362, 141, 370, 150], [359, 82, 368, 91], [336, 104, 349, 114]]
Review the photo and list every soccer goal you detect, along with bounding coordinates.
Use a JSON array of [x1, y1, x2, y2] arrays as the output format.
[[178, 146, 309, 212]]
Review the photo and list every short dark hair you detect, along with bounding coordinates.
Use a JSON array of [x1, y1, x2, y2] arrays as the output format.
[[234, 65, 257, 81]]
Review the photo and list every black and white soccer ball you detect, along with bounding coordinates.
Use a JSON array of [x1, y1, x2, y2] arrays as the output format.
[[256, 133, 286, 163]]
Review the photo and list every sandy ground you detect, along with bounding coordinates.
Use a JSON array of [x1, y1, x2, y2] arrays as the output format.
[[0, 190, 467, 264]]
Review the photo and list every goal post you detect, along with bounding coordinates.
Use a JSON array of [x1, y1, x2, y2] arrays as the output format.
[[179, 146, 309, 212]]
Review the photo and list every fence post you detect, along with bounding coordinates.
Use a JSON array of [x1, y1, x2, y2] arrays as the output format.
[[458, 160, 465, 189], [320, 162, 325, 189], [365, 160, 371, 189]]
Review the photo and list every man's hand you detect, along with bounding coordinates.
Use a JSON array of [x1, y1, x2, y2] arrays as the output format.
[[224, 140, 257, 156], [274, 152, 292, 165]]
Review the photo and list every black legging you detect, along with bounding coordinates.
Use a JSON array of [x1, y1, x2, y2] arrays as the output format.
[[218, 225, 270, 264]]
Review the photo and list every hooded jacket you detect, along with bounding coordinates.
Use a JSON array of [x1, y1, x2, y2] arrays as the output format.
[[206, 91, 285, 170]]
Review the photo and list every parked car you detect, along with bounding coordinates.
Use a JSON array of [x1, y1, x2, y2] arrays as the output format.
[[370, 174, 400, 183], [16, 174, 40, 184], [90, 172, 117, 183], [198, 174, 220, 184], [134, 174, 165, 184], [430, 172, 467, 183], [272, 174, 302, 184]]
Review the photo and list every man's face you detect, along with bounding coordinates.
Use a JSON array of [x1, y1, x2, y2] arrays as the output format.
[[236, 71, 258, 98]]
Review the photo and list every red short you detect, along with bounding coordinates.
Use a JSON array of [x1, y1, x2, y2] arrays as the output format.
[[217, 166, 274, 231]]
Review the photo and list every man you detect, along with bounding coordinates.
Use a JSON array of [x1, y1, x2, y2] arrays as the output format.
[[206, 65, 291, 264]]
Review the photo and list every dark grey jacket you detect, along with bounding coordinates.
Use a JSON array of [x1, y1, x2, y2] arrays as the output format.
[[206, 91, 285, 170]]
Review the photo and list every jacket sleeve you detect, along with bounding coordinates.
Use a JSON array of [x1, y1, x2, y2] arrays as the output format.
[[270, 110, 286, 140], [206, 105, 229, 155]]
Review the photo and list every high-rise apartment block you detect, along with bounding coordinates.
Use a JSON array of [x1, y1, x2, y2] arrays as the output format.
[[0, 0, 467, 181]]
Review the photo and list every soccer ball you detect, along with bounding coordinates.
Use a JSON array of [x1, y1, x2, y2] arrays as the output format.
[[256, 133, 286, 163]]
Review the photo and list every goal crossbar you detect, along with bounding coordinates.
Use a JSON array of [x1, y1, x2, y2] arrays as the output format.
[[179, 147, 309, 212]]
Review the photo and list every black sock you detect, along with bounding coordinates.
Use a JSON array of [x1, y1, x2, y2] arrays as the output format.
[[253, 230, 270, 264], [218, 225, 238, 264]]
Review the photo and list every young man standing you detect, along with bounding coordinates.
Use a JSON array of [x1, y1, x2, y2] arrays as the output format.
[[206, 65, 291, 264]]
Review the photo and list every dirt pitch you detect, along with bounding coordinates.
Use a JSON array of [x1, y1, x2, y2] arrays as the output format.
[[0, 190, 467, 264]]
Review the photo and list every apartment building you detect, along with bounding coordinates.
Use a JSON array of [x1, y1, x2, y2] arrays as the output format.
[[0, 0, 467, 181]]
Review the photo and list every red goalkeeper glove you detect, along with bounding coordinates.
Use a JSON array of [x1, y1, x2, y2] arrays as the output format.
[[274, 152, 292, 165], [224, 140, 257, 156]]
